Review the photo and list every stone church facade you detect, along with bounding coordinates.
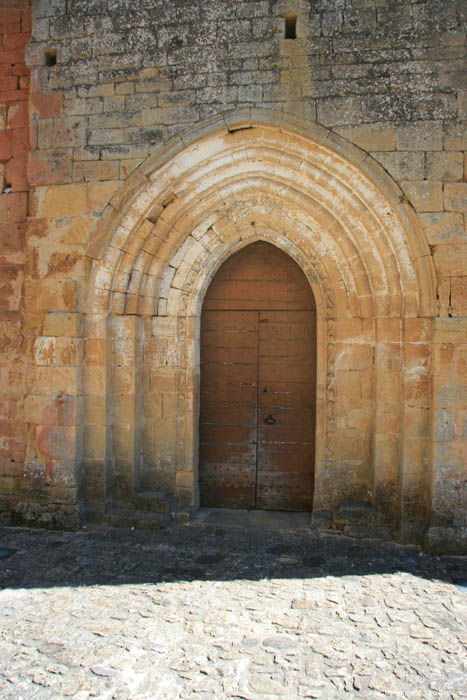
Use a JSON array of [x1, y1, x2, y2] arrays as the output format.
[[0, 0, 465, 551]]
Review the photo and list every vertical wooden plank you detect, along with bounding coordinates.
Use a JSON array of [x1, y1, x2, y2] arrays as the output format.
[[199, 310, 258, 508], [256, 310, 316, 511]]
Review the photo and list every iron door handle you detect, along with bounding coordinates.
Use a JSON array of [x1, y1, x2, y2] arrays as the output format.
[[264, 415, 276, 425]]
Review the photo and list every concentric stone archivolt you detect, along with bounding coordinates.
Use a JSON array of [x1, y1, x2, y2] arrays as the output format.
[[87, 118, 435, 321]]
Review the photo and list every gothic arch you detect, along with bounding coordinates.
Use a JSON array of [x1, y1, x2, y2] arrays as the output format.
[[82, 110, 436, 531], [86, 110, 436, 319]]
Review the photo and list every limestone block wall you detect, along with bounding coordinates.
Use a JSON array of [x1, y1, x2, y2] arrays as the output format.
[[0, 0, 464, 550], [0, 0, 30, 521]]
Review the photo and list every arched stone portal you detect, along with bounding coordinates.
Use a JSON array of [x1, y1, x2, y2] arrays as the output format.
[[81, 111, 436, 539], [199, 241, 317, 511]]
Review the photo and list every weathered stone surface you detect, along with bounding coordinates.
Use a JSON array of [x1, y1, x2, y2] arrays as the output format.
[[11, 501, 79, 530], [0, 519, 466, 700], [0, 1, 31, 506], [420, 212, 464, 244], [0, 0, 465, 548]]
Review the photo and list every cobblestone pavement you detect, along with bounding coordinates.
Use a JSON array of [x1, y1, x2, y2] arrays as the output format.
[[0, 511, 466, 700]]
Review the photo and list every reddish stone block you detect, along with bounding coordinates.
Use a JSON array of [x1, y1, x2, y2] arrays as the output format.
[[0, 129, 12, 159], [0, 419, 15, 438], [6, 191, 27, 220], [0, 263, 22, 310], [21, 14, 31, 33], [0, 76, 17, 92], [11, 125, 28, 156], [0, 198, 22, 229], [30, 92, 63, 119], [0, 24, 21, 36], [0, 27, 20, 40], [0, 196, 7, 221], [0, 88, 28, 102], [4, 31, 29, 52], [0, 49, 27, 66], [0, 65, 11, 77], [6, 100, 27, 127], [0, 9, 22, 25], [0, 221, 25, 253], [11, 62, 28, 76], [5, 156, 28, 191]]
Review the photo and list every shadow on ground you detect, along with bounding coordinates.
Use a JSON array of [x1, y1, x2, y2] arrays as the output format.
[[0, 509, 466, 591]]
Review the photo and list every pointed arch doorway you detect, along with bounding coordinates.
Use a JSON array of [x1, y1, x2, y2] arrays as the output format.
[[199, 241, 317, 511]]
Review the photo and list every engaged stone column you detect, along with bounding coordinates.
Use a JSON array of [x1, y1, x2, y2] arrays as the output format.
[[109, 314, 142, 510], [400, 318, 432, 543], [428, 319, 467, 553], [82, 312, 109, 522], [373, 318, 402, 528]]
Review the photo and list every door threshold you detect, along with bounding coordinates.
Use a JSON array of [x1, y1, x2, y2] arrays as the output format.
[[192, 508, 311, 531]]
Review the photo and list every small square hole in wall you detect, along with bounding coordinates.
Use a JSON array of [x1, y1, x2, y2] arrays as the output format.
[[45, 49, 57, 67], [285, 16, 297, 39]]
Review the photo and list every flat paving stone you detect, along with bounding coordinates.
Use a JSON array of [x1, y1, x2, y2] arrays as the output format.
[[0, 515, 466, 700]]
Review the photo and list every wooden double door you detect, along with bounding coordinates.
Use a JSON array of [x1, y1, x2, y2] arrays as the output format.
[[199, 242, 316, 511]]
